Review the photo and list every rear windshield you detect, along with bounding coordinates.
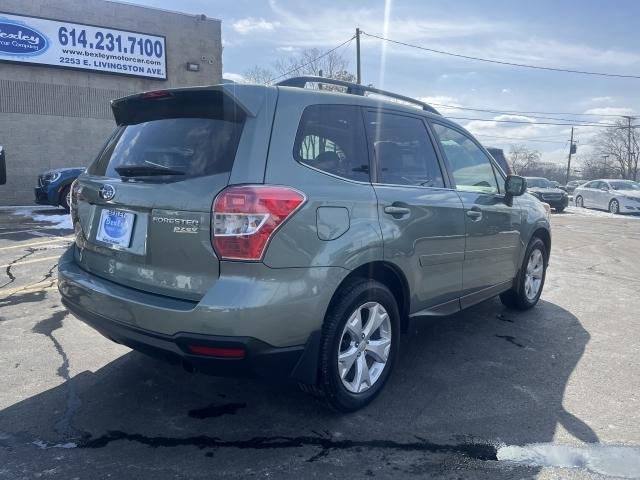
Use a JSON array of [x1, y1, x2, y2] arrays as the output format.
[[88, 117, 244, 180]]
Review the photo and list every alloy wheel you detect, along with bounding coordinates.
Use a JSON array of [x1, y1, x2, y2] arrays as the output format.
[[337, 302, 392, 394], [609, 200, 619, 214], [524, 248, 544, 301]]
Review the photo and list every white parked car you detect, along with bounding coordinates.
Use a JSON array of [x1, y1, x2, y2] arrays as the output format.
[[574, 179, 640, 214]]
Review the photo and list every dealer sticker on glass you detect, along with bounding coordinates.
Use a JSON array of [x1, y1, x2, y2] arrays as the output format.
[[96, 209, 135, 248]]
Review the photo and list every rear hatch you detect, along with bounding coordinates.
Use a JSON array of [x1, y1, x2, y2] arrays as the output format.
[[72, 87, 264, 301]]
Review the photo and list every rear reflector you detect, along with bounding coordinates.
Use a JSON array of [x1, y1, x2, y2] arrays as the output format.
[[212, 185, 306, 261], [188, 345, 245, 359]]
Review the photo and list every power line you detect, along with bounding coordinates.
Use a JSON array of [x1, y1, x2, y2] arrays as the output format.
[[448, 116, 617, 128], [268, 36, 355, 84], [474, 134, 570, 144], [264, 34, 630, 130], [361, 31, 640, 80], [435, 106, 619, 125], [428, 102, 629, 122]]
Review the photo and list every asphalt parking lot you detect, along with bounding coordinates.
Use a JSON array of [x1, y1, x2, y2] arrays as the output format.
[[1, 206, 639, 479]]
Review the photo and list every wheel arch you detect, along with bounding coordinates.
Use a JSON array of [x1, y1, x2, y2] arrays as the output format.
[[532, 226, 551, 258], [330, 261, 411, 333], [56, 180, 74, 205]]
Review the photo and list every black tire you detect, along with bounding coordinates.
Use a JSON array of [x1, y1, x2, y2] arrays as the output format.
[[59, 185, 71, 213], [306, 278, 400, 412], [500, 237, 548, 310], [575, 195, 583, 208], [609, 199, 620, 214], [555, 206, 565, 213]]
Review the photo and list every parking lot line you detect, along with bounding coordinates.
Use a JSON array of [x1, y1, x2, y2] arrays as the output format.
[[0, 255, 60, 269], [0, 281, 58, 296], [0, 237, 73, 251], [0, 228, 52, 236]]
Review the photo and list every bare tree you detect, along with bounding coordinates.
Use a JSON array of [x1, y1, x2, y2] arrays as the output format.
[[593, 119, 639, 180], [508, 144, 541, 174], [581, 154, 619, 180], [242, 65, 274, 85], [274, 49, 354, 83], [243, 48, 355, 87], [523, 163, 567, 183]]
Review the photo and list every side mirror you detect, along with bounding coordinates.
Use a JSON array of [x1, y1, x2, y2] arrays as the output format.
[[505, 175, 527, 196], [504, 175, 526, 206], [0, 146, 6, 185]]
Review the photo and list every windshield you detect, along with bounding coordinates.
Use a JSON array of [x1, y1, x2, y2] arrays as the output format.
[[609, 181, 640, 191], [89, 118, 244, 180], [526, 178, 551, 188]]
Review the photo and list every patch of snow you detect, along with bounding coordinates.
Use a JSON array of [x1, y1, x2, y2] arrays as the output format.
[[32, 439, 77, 449], [565, 205, 640, 220], [497, 443, 640, 478], [11, 208, 73, 230]]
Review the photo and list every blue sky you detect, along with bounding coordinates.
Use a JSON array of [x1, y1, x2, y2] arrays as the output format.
[[124, 0, 640, 166]]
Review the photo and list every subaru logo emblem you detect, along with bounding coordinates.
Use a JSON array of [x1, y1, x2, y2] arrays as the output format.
[[99, 184, 116, 201]]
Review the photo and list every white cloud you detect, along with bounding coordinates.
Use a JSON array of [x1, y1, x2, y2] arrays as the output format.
[[277, 46, 298, 52], [590, 96, 614, 103], [501, 88, 511, 94], [222, 72, 245, 82], [584, 107, 634, 116], [232, 17, 280, 34], [418, 95, 461, 114], [265, 0, 506, 48]]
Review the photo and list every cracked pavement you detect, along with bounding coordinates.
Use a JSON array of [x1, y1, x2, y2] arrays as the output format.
[[0, 207, 639, 479]]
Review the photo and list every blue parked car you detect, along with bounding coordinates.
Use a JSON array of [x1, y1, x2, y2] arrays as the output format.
[[34, 167, 85, 212]]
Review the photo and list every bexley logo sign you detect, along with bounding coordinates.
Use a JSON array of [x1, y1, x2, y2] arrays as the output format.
[[0, 19, 49, 56], [0, 12, 166, 80]]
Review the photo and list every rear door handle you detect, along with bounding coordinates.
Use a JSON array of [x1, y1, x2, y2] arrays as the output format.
[[384, 206, 411, 216], [466, 208, 483, 221]]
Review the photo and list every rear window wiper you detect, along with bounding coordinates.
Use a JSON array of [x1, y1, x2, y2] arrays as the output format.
[[115, 165, 185, 177]]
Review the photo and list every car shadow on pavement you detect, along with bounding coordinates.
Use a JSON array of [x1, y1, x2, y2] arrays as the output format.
[[0, 297, 595, 477]]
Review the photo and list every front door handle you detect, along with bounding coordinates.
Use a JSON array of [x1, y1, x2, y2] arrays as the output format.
[[466, 208, 483, 221], [384, 205, 411, 216]]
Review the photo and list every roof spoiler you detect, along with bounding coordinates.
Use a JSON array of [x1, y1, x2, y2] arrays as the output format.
[[110, 84, 271, 125]]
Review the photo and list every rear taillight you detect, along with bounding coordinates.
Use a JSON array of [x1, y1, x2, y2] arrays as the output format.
[[212, 185, 306, 261]]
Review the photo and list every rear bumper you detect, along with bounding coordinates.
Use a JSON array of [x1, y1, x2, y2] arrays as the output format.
[[34, 186, 55, 205], [58, 246, 346, 382], [62, 295, 314, 379]]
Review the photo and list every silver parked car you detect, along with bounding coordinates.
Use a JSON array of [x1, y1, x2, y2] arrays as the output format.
[[574, 179, 640, 214]]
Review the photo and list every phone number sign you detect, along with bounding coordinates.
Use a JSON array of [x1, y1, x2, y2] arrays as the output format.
[[0, 12, 167, 80]]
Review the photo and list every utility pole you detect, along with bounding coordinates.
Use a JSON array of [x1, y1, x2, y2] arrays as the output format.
[[565, 127, 574, 184], [624, 116, 633, 177], [355, 27, 361, 84]]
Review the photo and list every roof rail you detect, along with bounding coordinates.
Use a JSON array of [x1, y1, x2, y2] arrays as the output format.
[[275, 76, 440, 115]]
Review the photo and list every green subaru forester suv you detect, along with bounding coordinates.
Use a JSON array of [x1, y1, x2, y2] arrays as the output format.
[[58, 77, 551, 411]]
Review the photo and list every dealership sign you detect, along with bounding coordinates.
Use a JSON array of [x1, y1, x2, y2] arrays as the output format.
[[0, 12, 166, 79]]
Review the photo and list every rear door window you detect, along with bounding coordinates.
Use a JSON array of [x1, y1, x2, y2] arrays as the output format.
[[294, 104, 370, 182], [364, 111, 444, 188]]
